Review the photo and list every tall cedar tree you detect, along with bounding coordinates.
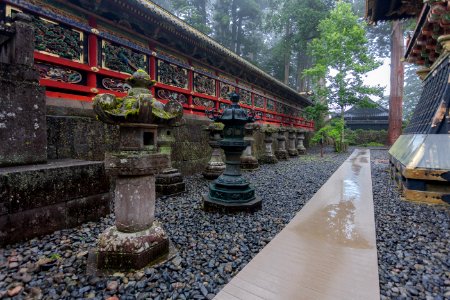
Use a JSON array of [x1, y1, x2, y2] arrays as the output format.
[[304, 2, 383, 147]]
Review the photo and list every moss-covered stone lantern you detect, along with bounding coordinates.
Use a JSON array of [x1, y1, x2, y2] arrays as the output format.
[[92, 69, 182, 270], [203, 92, 262, 211]]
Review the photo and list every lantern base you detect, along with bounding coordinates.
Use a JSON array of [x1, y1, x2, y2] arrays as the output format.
[[202, 193, 262, 212], [275, 150, 289, 160], [240, 156, 259, 170], [259, 154, 278, 164], [96, 221, 169, 271], [156, 168, 186, 196]]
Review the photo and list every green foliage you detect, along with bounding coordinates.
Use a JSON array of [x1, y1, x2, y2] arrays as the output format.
[[304, 2, 384, 113], [346, 129, 387, 146], [49, 253, 61, 260], [304, 2, 384, 145], [311, 119, 349, 152], [304, 102, 329, 129]]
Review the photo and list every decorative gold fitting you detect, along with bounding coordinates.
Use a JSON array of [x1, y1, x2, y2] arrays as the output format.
[[91, 67, 99, 72], [190, 91, 195, 95], [151, 51, 157, 56], [189, 104, 195, 108], [190, 66, 195, 70], [90, 28, 99, 34], [90, 88, 99, 93]]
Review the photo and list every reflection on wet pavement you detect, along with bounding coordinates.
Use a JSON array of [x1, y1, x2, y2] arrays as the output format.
[[215, 149, 380, 300]]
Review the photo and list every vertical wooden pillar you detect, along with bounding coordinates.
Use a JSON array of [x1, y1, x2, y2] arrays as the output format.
[[87, 17, 98, 93], [188, 66, 194, 112], [388, 20, 404, 145], [149, 53, 156, 96]]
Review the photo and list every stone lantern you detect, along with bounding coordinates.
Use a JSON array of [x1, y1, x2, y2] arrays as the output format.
[[287, 127, 299, 157], [156, 126, 186, 196], [275, 127, 289, 160], [92, 69, 183, 270], [259, 126, 278, 164], [203, 122, 226, 180], [296, 129, 307, 155], [203, 93, 261, 211], [240, 123, 260, 170]]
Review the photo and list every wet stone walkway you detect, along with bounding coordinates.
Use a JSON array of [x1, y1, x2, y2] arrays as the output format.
[[215, 149, 380, 300], [0, 147, 349, 300]]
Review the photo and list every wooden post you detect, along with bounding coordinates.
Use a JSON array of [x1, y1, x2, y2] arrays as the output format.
[[87, 17, 98, 94], [388, 21, 404, 145]]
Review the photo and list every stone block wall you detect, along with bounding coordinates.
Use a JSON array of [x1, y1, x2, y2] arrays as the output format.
[[0, 160, 110, 246], [0, 16, 47, 167]]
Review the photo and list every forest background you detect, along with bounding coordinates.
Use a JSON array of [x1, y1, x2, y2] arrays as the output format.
[[151, 0, 421, 122]]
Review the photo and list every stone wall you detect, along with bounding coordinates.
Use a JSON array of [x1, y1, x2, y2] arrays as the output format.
[[0, 160, 109, 246], [0, 15, 47, 167], [46, 98, 213, 175], [46, 98, 311, 173]]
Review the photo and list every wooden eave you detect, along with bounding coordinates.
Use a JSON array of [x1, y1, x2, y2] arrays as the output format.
[[405, 2, 450, 66], [365, 0, 422, 24]]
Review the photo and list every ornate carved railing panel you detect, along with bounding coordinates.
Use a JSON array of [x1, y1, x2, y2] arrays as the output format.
[[193, 73, 216, 96], [157, 60, 188, 89]]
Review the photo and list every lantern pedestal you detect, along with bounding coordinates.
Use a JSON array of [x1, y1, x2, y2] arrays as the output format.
[[275, 128, 289, 160], [156, 127, 185, 196], [240, 124, 260, 170]]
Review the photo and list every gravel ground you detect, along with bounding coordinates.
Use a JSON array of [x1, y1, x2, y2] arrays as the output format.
[[371, 150, 450, 300], [0, 147, 349, 300]]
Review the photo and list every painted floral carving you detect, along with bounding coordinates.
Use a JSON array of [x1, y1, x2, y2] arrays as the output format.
[[193, 97, 215, 108], [102, 78, 131, 93], [36, 63, 82, 83], [33, 16, 83, 61], [157, 88, 188, 104], [266, 99, 275, 111], [103, 40, 147, 74], [219, 82, 235, 99], [254, 95, 265, 108], [240, 89, 252, 105], [194, 73, 216, 96], [157, 60, 188, 89]]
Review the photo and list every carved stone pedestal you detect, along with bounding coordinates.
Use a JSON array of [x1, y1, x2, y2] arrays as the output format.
[[296, 131, 307, 155], [275, 127, 289, 160], [240, 123, 259, 170], [288, 128, 299, 157], [203, 124, 226, 180], [259, 128, 278, 164], [156, 127, 185, 196], [96, 126, 170, 270], [92, 69, 183, 271]]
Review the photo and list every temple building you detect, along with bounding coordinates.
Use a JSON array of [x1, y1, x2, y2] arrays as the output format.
[[0, 0, 314, 245], [0, 0, 313, 131], [343, 101, 389, 131], [366, 0, 450, 204]]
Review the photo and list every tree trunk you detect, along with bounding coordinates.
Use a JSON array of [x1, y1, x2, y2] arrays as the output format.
[[388, 20, 404, 145], [283, 20, 291, 85], [231, 0, 238, 52], [296, 49, 307, 91], [236, 15, 242, 55], [198, 0, 207, 28]]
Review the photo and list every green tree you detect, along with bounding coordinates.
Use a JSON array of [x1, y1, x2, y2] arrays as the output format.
[[171, 0, 211, 34], [265, 0, 332, 86], [304, 2, 383, 150]]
